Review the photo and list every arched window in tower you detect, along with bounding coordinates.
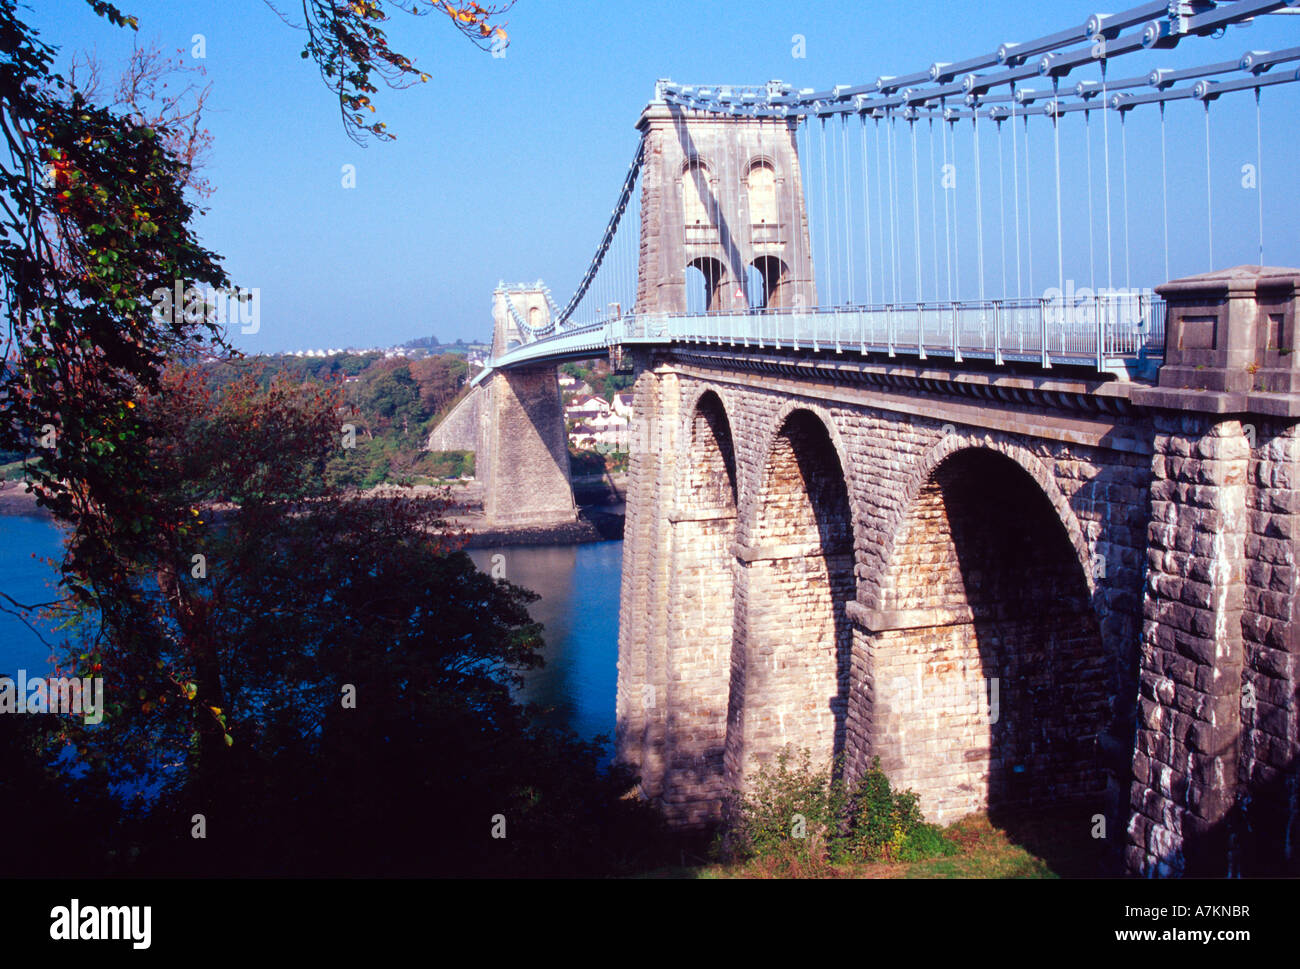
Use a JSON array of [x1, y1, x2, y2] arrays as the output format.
[[682, 159, 716, 243], [747, 160, 779, 242], [528, 305, 544, 329]]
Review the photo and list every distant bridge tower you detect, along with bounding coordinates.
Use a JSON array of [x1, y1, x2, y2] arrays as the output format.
[[636, 81, 817, 315], [478, 284, 576, 527], [427, 283, 576, 528]]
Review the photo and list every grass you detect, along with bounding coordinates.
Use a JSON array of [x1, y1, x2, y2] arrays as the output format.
[[640, 807, 1116, 879]]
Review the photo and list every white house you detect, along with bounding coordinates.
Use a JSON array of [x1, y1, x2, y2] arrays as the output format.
[[566, 394, 611, 420], [611, 392, 634, 418], [571, 420, 628, 450]]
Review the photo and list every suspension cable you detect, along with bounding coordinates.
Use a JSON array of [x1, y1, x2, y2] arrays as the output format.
[[842, 115, 855, 304], [929, 114, 940, 304], [820, 116, 832, 305], [941, 105, 953, 302], [1160, 101, 1170, 282], [950, 114, 961, 301], [997, 118, 1007, 300], [860, 114, 874, 306], [1121, 108, 1132, 291], [1255, 86, 1264, 266], [888, 110, 902, 303], [1086, 108, 1096, 293], [1052, 85, 1064, 303], [555, 135, 645, 329], [911, 115, 923, 303], [1023, 112, 1033, 296], [973, 112, 986, 303], [1204, 98, 1214, 269], [1011, 83, 1022, 297], [875, 116, 889, 303], [1101, 59, 1114, 291]]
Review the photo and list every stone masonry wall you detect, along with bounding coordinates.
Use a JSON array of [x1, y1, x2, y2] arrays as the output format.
[[1128, 414, 1300, 876], [616, 344, 1297, 873], [617, 355, 1152, 841], [867, 454, 1109, 825], [479, 366, 575, 527]]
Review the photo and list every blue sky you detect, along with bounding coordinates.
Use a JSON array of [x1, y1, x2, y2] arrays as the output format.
[[26, 0, 1300, 351]]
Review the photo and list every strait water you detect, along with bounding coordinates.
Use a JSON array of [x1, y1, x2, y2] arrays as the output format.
[[0, 514, 622, 746], [467, 542, 622, 748], [0, 513, 66, 677]]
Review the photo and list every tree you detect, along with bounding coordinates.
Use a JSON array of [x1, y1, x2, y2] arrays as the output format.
[[65, 39, 215, 197], [0, 0, 518, 646], [0, 0, 229, 610], [268, 0, 514, 143], [19, 364, 666, 876], [410, 352, 467, 415], [0, 3, 677, 877]]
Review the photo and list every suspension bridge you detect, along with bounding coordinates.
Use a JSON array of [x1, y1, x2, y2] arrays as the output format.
[[434, 1, 1300, 877], [474, 0, 1299, 385]]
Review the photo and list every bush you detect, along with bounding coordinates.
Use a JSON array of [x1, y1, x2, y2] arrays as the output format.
[[725, 747, 848, 864], [568, 447, 606, 477], [895, 822, 959, 863], [722, 748, 954, 867]]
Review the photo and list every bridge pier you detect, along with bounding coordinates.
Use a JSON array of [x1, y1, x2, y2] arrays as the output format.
[[426, 285, 576, 528], [1127, 266, 1300, 876], [476, 366, 576, 528]]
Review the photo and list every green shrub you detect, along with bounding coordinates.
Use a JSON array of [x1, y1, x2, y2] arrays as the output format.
[[895, 822, 959, 862], [722, 748, 954, 866], [725, 747, 848, 863]]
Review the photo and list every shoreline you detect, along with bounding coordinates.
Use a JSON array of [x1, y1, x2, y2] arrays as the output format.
[[458, 507, 624, 548], [0, 485, 50, 518], [0, 481, 627, 548]]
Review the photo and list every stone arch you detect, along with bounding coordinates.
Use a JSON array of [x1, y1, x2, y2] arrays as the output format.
[[681, 156, 716, 242], [748, 255, 791, 310], [676, 388, 738, 512], [745, 158, 778, 229], [685, 256, 728, 314], [662, 388, 740, 825], [724, 407, 857, 792], [862, 432, 1098, 616], [740, 398, 861, 543], [850, 440, 1112, 853]]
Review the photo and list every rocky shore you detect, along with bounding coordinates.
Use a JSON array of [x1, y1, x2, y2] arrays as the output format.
[[0, 478, 627, 548], [0, 483, 49, 518]]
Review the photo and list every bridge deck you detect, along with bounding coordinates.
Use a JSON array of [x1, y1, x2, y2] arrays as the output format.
[[476, 297, 1166, 382]]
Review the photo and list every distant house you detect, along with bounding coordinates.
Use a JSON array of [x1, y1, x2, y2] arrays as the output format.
[[586, 411, 627, 431], [570, 420, 628, 450], [612, 392, 634, 418], [565, 394, 611, 420], [557, 372, 577, 388]]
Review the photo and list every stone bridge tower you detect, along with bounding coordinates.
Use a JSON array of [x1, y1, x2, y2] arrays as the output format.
[[636, 84, 817, 316], [426, 284, 576, 529], [478, 285, 576, 528]]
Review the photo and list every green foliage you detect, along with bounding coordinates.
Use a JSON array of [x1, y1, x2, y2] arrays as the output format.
[[568, 447, 606, 477], [894, 821, 958, 863], [557, 358, 628, 400], [724, 747, 849, 863], [421, 449, 474, 479], [723, 748, 955, 866], [602, 373, 633, 403], [361, 360, 425, 427]]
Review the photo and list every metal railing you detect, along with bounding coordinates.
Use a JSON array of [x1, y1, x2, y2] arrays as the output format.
[[476, 293, 1165, 381]]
